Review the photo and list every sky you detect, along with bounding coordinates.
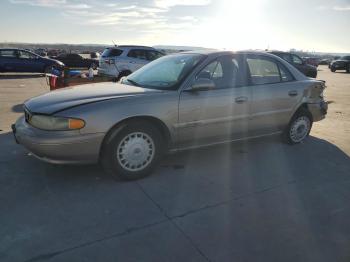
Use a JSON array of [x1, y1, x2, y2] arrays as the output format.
[[0, 0, 349, 52]]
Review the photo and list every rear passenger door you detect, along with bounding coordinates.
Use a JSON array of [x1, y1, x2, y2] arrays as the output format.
[[127, 49, 149, 71], [245, 54, 302, 134]]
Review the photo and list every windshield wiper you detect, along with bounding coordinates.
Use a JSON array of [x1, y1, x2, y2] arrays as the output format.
[[126, 79, 141, 87]]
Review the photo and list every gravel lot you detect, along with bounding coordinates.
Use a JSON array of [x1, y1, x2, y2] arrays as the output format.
[[0, 66, 350, 262]]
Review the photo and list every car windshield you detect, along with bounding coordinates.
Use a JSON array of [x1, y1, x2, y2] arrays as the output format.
[[125, 53, 205, 90]]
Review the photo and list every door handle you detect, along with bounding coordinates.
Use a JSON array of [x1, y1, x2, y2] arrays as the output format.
[[288, 90, 298, 97], [235, 96, 248, 103]]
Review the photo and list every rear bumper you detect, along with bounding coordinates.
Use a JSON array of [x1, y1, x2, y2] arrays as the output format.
[[12, 116, 105, 164], [308, 101, 328, 122]]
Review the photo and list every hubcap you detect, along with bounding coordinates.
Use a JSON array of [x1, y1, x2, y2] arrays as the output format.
[[290, 116, 310, 143], [117, 132, 155, 172]]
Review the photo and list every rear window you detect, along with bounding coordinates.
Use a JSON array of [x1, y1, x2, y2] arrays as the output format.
[[247, 57, 282, 85], [246, 56, 294, 85], [102, 48, 123, 57]]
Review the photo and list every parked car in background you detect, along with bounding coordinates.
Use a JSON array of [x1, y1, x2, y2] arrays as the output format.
[[90, 52, 100, 59], [319, 59, 330, 65], [303, 57, 320, 67], [13, 50, 327, 180], [267, 51, 317, 78], [34, 48, 47, 57], [98, 45, 165, 80], [47, 49, 62, 58], [55, 53, 99, 69], [0, 48, 64, 73], [328, 56, 340, 68], [329, 56, 350, 73]]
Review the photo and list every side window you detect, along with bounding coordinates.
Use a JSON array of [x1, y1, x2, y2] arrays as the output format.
[[281, 53, 292, 63], [0, 50, 16, 58], [292, 55, 303, 65], [127, 49, 147, 60], [19, 51, 36, 59], [279, 63, 294, 82], [197, 61, 222, 80], [247, 57, 281, 85], [146, 51, 164, 61], [197, 56, 243, 89]]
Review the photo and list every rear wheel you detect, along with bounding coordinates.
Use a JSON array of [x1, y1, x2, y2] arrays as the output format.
[[346, 64, 350, 73], [116, 70, 131, 82], [284, 109, 313, 145], [101, 121, 164, 180]]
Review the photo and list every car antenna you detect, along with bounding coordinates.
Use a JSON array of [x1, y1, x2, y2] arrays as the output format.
[[112, 40, 117, 47]]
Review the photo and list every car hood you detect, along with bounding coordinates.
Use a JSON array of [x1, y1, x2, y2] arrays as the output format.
[[333, 59, 348, 63], [25, 82, 162, 114]]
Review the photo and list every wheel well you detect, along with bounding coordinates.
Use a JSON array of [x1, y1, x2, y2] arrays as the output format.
[[294, 103, 313, 121], [116, 70, 132, 81], [99, 116, 172, 158], [118, 70, 132, 77]]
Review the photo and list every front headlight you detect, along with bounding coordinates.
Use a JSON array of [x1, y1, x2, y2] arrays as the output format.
[[29, 115, 85, 131]]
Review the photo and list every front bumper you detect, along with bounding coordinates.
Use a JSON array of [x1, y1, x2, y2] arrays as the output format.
[[308, 101, 328, 122], [12, 116, 105, 164]]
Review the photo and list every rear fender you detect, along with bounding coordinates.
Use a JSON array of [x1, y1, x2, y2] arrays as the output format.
[[303, 80, 326, 104]]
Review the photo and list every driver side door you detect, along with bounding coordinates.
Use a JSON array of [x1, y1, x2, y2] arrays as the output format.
[[177, 55, 251, 148]]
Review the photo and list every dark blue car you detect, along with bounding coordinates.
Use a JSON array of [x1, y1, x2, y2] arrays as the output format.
[[0, 48, 64, 73]]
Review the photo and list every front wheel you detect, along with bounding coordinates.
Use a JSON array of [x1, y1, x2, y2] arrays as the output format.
[[101, 121, 164, 180], [346, 64, 350, 73], [330, 67, 336, 72], [284, 109, 313, 145]]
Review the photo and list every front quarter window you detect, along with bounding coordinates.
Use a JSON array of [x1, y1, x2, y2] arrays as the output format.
[[125, 53, 205, 90]]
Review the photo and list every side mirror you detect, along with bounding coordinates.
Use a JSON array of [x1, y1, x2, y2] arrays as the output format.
[[190, 78, 215, 92]]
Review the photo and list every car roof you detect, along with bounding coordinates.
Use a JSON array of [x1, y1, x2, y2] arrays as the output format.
[[105, 45, 156, 50], [181, 49, 287, 59], [266, 50, 290, 54]]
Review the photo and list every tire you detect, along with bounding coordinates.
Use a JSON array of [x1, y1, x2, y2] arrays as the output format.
[[116, 70, 131, 82], [346, 64, 350, 73], [101, 121, 164, 181], [283, 108, 313, 145], [330, 67, 336, 72]]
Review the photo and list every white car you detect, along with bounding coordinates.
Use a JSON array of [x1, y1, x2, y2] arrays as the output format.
[[98, 45, 164, 80]]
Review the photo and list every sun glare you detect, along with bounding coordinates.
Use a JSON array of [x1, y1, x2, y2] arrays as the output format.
[[186, 0, 274, 51]]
